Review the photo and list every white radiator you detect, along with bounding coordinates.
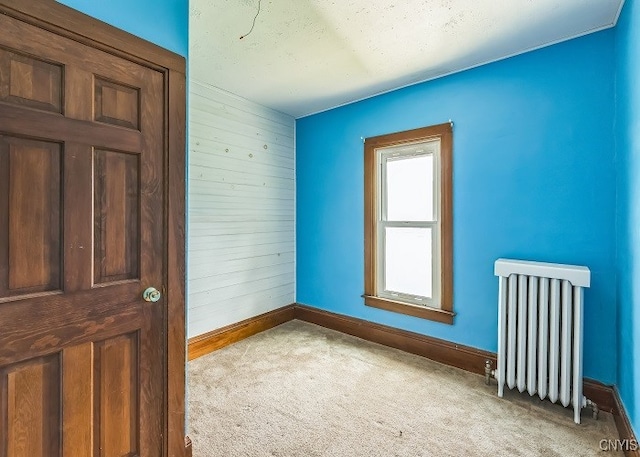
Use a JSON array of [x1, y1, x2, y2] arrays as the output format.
[[493, 259, 592, 424]]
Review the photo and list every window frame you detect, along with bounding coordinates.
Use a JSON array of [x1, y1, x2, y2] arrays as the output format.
[[364, 123, 454, 325]]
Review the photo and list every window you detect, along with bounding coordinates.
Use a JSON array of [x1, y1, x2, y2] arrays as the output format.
[[364, 123, 454, 324]]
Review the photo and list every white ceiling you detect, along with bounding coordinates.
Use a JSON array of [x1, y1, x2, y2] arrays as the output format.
[[190, 0, 624, 119]]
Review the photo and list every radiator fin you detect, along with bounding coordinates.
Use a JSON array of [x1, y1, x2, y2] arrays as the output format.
[[537, 277, 549, 401], [526, 276, 538, 396]]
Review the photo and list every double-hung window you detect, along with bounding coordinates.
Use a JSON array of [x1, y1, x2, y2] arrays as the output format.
[[364, 123, 454, 324]]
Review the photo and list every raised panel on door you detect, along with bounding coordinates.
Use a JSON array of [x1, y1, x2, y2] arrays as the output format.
[[94, 149, 141, 284], [0, 136, 62, 297], [0, 48, 63, 113], [95, 333, 139, 457], [0, 354, 61, 457], [94, 78, 140, 130]]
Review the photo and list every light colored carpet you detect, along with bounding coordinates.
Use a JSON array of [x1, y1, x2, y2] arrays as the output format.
[[188, 320, 621, 457]]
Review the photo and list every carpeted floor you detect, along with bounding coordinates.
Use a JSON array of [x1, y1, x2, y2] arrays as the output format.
[[188, 320, 621, 457]]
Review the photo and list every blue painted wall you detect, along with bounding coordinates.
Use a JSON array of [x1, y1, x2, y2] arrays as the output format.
[[296, 31, 617, 384], [57, 0, 188, 57], [615, 0, 640, 437]]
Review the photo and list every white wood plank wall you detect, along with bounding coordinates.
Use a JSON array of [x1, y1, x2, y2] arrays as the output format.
[[188, 80, 295, 338]]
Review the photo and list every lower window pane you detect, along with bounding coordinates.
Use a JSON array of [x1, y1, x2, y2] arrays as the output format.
[[384, 227, 432, 298]]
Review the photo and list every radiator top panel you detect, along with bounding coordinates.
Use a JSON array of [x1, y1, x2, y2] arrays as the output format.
[[494, 258, 590, 288]]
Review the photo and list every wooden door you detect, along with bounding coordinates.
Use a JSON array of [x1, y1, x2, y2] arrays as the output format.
[[0, 11, 166, 457]]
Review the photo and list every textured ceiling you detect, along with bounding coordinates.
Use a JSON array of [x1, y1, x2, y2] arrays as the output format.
[[190, 0, 623, 118]]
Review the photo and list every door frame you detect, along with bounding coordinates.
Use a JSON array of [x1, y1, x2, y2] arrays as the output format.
[[0, 1, 188, 456]]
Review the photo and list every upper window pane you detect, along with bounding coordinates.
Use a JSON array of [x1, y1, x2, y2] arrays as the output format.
[[385, 152, 434, 222]]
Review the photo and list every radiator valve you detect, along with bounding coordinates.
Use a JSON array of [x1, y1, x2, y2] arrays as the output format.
[[586, 399, 599, 420], [484, 360, 495, 385]]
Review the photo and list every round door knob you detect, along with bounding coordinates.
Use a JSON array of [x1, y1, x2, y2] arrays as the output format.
[[143, 287, 161, 303]]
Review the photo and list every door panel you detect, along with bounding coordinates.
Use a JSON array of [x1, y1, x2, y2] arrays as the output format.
[[0, 137, 62, 296], [0, 11, 165, 457], [96, 333, 139, 457], [0, 48, 63, 113], [94, 150, 140, 283], [0, 355, 61, 457], [94, 78, 140, 130]]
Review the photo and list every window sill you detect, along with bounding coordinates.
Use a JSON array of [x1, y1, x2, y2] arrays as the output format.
[[363, 295, 455, 325]]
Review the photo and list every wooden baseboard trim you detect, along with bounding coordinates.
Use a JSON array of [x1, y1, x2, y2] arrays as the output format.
[[187, 304, 295, 360], [184, 436, 192, 457], [293, 303, 494, 376], [613, 388, 640, 457]]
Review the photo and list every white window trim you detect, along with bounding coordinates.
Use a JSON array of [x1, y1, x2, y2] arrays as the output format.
[[375, 139, 442, 309]]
